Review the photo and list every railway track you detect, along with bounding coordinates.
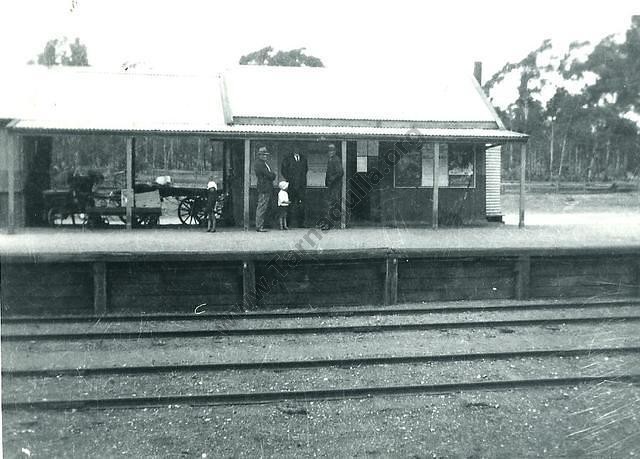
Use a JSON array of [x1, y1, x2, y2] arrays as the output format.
[[3, 315, 640, 341], [3, 299, 640, 412], [3, 298, 638, 324], [5, 345, 639, 377], [5, 375, 640, 411]]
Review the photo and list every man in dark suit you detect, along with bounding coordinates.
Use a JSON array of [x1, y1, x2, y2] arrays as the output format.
[[254, 146, 276, 232], [321, 143, 343, 230], [280, 151, 308, 227]]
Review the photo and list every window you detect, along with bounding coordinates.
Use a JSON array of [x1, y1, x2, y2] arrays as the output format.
[[448, 144, 475, 188], [393, 142, 475, 188]]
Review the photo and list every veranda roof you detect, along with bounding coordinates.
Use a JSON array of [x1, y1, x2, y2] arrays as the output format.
[[3, 65, 527, 142]]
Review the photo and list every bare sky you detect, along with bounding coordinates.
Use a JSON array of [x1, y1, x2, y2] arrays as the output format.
[[1, 0, 638, 79]]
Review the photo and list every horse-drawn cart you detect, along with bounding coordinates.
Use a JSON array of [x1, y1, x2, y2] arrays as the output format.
[[43, 178, 227, 228], [157, 186, 209, 226], [43, 188, 162, 227]]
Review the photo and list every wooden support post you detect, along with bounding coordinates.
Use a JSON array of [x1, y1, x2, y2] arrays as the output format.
[[223, 141, 232, 191], [384, 257, 398, 305], [341, 140, 347, 229], [519, 142, 527, 228], [125, 137, 136, 230], [242, 260, 256, 310], [93, 262, 107, 315], [432, 143, 439, 229], [515, 255, 531, 300], [243, 139, 250, 231], [7, 133, 15, 234]]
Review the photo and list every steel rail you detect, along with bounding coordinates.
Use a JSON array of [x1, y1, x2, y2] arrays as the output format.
[[2, 299, 638, 324], [4, 374, 640, 411], [4, 346, 640, 378], [3, 315, 640, 342]]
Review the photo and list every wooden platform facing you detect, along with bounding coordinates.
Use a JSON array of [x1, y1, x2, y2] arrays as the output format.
[[2, 226, 640, 316]]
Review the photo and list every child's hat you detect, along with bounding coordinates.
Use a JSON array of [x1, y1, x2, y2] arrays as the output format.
[[207, 180, 218, 190], [278, 180, 289, 190]]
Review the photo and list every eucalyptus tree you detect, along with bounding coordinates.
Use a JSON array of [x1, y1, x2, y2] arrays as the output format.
[[239, 46, 324, 67], [33, 37, 89, 66]]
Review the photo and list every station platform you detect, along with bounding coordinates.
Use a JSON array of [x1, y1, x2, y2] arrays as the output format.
[[2, 221, 639, 316], [2, 220, 640, 261]]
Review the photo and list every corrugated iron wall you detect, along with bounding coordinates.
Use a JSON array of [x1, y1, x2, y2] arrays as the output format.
[[485, 145, 501, 217]]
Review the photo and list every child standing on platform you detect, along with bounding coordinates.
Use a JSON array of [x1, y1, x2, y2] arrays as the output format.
[[205, 178, 217, 233], [277, 180, 290, 230]]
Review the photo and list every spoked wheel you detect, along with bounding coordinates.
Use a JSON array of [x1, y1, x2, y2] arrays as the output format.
[[178, 197, 206, 226]]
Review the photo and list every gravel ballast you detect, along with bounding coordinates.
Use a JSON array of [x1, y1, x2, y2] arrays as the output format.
[[4, 384, 640, 458]]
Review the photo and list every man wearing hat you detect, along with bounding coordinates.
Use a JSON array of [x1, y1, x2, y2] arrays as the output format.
[[254, 146, 276, 232], [321, 143, 343, 230]]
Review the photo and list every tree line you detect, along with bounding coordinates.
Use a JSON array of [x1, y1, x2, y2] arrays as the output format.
[[31, 28, 640, 184], [486, 16, 640, 182]]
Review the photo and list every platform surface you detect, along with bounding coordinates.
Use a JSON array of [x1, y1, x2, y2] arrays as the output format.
[[2, 215, 640, 260]]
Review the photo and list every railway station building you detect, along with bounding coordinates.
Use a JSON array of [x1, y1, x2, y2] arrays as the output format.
[[1, 65, 528, 232]]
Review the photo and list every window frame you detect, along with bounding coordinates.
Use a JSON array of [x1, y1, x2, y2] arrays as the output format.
[[393, 142, 477, 189]]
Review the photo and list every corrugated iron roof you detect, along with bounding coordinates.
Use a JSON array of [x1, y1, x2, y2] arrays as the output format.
[[2, 65, 525, 141], [213, 125, 527, 140], [0, 66, 226, 130], [225, 65, 499, 124], [10, 119, 526, 140]]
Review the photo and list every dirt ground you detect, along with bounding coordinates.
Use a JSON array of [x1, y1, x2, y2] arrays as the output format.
[[502, 189, 640, 214], [3, 317, 640, 456], [501, 190, 640, 226], [4, 384, 640, 458]]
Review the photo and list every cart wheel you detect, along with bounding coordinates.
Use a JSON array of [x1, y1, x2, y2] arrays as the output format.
[[47, 207, 65, 227], [178, 197, 206, 225]]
